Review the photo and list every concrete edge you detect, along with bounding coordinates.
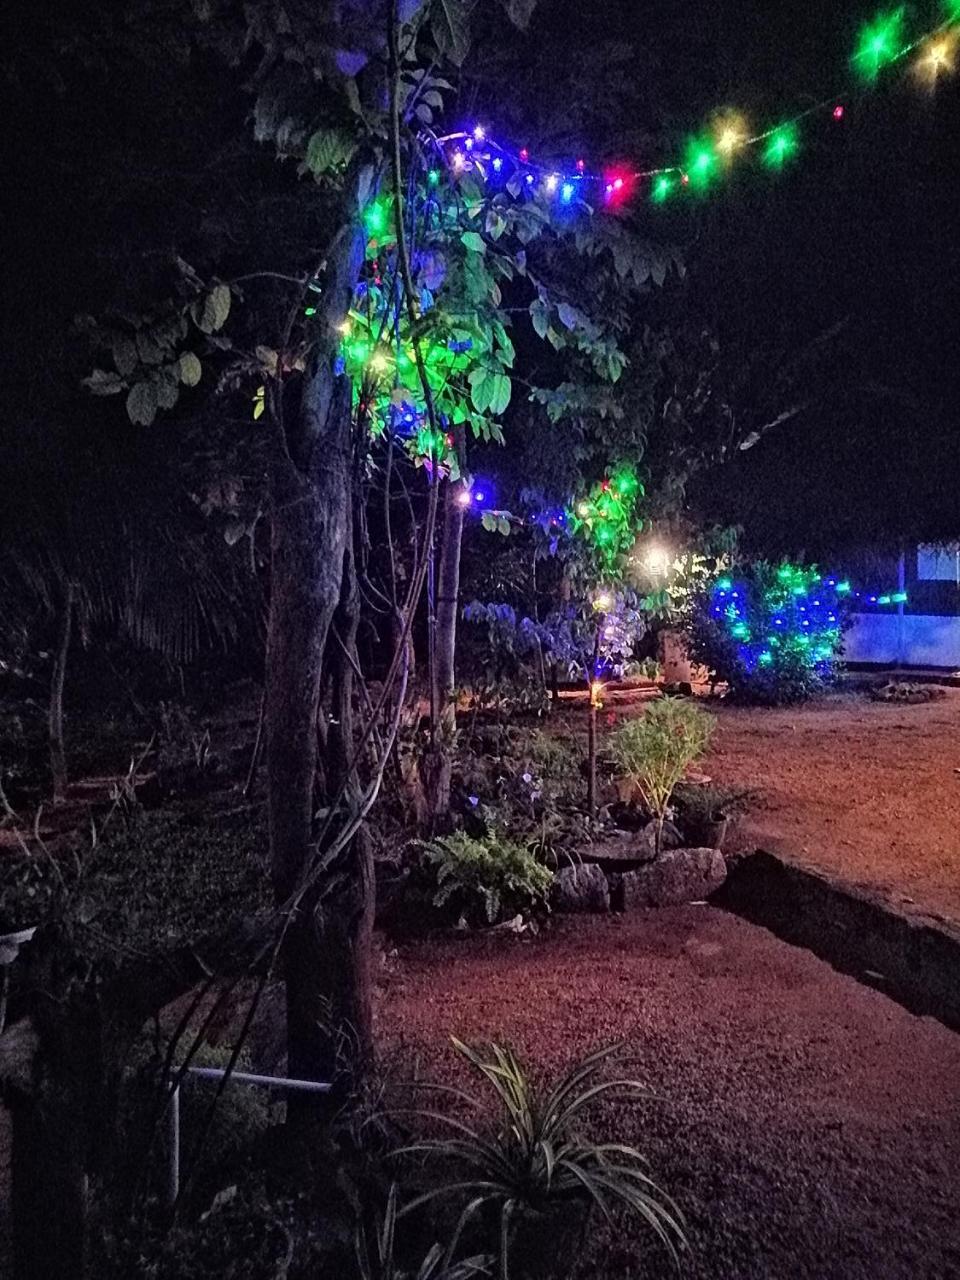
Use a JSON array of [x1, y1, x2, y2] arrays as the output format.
[[714, 850, 960, 1033]]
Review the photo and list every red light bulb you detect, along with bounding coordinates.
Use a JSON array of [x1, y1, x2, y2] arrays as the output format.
[[576, 158, 585, 172], [519, 147, 529, 162], [833, 104, 845, 120]]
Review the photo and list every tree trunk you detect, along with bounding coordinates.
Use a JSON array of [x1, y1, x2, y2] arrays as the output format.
[[49, 581, 74, 804], [265, 215, 366, 1100], [316, 503, 375, 1087]]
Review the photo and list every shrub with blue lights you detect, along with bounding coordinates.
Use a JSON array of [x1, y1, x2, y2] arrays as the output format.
[[690, 561, 852, 704]]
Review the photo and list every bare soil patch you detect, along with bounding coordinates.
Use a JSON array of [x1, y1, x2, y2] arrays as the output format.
[[381, 909, 960, 1280], [702, 691, 960, 924]]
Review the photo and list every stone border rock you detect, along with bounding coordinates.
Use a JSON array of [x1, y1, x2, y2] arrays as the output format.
[[714, 850, 960, 1034]]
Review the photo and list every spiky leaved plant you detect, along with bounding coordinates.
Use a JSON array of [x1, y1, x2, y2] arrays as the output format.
[[400, 1040, 686, 1280]]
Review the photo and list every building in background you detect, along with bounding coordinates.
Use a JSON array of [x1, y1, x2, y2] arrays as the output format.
[[843, 542, 960, 669]]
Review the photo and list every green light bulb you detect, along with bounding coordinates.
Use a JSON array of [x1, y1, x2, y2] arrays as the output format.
[[763, 125, 798, 170], [854, 8, 906, 80], [428, 169, 440, 186], [716, 577, 733, 591], [684, 140, 716, 190], [363, 200, 388, 237], [652, 175, 673, 203]]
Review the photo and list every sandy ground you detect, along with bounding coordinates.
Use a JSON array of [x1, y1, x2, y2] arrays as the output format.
[[381, 909, 960, 1280], [701, 691, 960, 924]]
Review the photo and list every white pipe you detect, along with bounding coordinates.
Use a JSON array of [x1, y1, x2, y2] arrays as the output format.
[[186, 1066, 333, 1093]]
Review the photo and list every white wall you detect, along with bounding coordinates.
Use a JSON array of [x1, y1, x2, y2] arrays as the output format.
[[845, 613, 960, 669]]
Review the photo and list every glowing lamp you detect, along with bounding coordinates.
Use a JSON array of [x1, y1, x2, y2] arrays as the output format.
[[652, 175, 673, 203], [593, 592, 613, 612], [577, 502, 591, 517], [519, 148, 529, 162], [473, 490, 485, 503], [576, 158, 585, 172], [561, 182, 575, 202], [545, 173, 559, 193], [456, 487, 472, 507], [473, 124, 485, 140], [833, 104, 845, 120], [464, 137, 474, 151], [492, 156, 503, 171], [645, 546, 671, 575]]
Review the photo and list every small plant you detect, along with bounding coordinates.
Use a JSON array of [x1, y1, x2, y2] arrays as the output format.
[[671, 782, 752, 824], [401, 1040, 685, 1279], [357, 1185, 492, 1280], [610, 698, 715, 853], [422, 833, 553, 926], [868, 680, 946, 705]]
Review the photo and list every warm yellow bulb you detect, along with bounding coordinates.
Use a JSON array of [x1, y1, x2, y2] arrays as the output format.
[[714, 114, 748, 158], [369, 351, 388, 373], [918, 35, 955, 82], [593, 592, 613, 612], [338, 319, 352, 335], [717, 128, 740, 153]]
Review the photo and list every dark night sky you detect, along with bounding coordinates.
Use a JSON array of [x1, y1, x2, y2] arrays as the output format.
[[2, 0, 958, 553]]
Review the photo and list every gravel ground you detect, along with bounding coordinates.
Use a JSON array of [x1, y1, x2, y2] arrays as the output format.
[[700, 691, 960, 925], [379, 909, 960, 1280]]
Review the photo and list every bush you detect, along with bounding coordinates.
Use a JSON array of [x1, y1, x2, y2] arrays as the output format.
[[609, 699, 715, 853], [689, 560, 848, 704], [421, 832, 554, 926]]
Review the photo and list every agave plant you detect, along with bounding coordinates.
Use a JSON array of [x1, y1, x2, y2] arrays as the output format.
[[400, 1040, 686, 1280], [356, 1183, 492, 1280]]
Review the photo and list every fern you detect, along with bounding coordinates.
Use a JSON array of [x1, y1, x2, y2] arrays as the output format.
[[422, 833, 553, 926]]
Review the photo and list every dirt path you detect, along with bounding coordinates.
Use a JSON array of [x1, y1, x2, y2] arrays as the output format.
[[381, 910, 960, 1280], [703, 692, 960, 924]]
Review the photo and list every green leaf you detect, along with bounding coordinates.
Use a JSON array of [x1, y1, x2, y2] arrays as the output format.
[[153, 367, 180, 410], [431, 0, 471, 65], [460, 230, 485, 254], [83, 368, 125, 396], [192, 283, 231, 334], [530, 299, 549, 340], [136, 329, 166, 365], [126, 380, 158, 426], [496, 515, 511, 536], [178, 352, 202, 387], [488, 372, 511, 415], [502, 0, 537, 27], [305, 127, 356, 175], [469, 367, 492, 414], [557, 302, 580, 330], [481, 511, 498, 532], [484, 208, 506, 241], [112, 336, 138, 377]]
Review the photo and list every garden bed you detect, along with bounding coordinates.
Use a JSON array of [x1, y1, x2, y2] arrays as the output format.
[[380, 909, 960, 1280]]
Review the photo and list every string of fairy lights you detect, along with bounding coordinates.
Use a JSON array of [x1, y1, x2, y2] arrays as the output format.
[[430, 4, 960, 208], [323, 3, 960, 577]]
